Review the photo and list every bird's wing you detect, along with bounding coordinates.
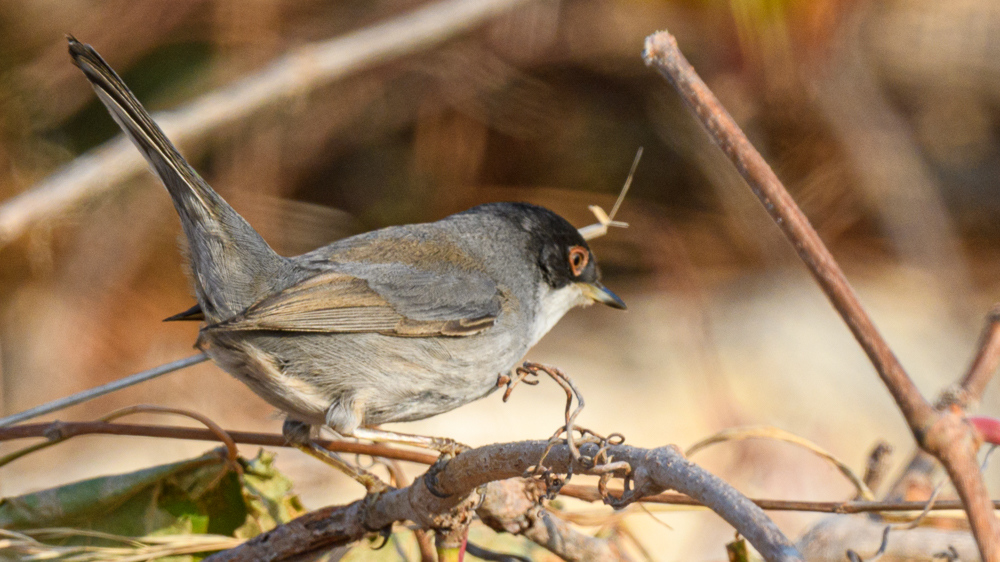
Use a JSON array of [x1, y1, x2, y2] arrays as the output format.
[[205, 264, 501, 337]]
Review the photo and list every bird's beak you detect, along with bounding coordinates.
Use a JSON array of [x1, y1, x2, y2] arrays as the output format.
[[578, 282, 627, 310]]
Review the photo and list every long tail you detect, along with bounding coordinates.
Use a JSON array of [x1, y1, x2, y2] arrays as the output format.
[[68, 37, 285, 320]]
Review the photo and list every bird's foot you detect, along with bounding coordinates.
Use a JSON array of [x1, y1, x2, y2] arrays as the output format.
[[360, 484, 395, 545], [498, 365, 541, 402], [283, 419, 394, 493], [423, 453, 456, 498]]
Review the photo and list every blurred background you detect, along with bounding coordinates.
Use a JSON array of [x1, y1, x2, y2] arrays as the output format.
[[1, 0, 1000, 559]]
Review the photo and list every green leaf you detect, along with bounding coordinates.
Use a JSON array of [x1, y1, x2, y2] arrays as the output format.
[[0, 447, 305, 560]]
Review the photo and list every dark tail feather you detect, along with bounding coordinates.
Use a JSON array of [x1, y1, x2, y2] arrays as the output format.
[[68, 37, 284, 318], [68, 37, 220, 224]]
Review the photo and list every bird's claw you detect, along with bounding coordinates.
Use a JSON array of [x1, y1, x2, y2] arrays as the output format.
[[368, 522, 393, 550], [360, 483, 395, 543], [499, 365, 541, 402], [424, 453, 458, 498]]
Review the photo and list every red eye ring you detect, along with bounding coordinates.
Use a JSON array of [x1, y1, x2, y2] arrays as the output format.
[[568, 246, 589, 277]]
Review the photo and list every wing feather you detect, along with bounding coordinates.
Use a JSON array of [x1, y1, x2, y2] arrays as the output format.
[[206, 268, 498, 337]]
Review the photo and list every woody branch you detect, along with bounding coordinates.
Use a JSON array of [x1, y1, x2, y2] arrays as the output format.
[[642, 30, 1000, 561]]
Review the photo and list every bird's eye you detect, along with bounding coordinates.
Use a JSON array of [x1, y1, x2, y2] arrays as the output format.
[[568, 246, 589, 276]]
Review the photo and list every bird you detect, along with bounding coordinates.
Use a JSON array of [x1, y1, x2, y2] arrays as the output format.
[[68, 37, 625, 492]]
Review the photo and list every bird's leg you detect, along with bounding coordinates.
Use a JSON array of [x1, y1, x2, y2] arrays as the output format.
[[349, 427, 471, 498], [282, 419, 390, 494], [284, 420, 394, 538], [350, 427, 470, 456]]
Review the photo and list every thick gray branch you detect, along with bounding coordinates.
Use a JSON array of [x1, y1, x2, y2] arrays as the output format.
[[206, 440, 802, 562]]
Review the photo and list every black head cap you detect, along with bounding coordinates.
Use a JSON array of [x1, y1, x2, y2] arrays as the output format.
[[461, 202, 625, 309]]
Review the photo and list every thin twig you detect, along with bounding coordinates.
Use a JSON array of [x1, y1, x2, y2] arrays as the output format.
[[686, 425, 875, 500], [0, 354, 208, 427], [609, 147, 642, 220], [955, 305, 1000, 408], [0, 420, 438, 465], [502, 361, 628, 497], [846, 526, 891, 562], [100, 405, 237, 460], [578, 147, 640, 240], [643, 31, 931, 447], [861, 442, 893, 496], [0, 404, 238, 469], [3, 420, 996, 517], [557, 484, 1000, 515], [414, 529, 436, 562], [642, 30, 1000, 560]]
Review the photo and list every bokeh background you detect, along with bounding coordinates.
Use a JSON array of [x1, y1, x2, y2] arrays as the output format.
[[2, 0, 1000, 559]]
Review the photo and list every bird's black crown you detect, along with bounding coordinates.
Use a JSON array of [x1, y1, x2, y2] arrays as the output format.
[[463, 202, 600, 289]]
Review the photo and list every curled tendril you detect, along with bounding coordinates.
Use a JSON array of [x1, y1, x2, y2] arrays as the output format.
[[505, 362, 635, 503]]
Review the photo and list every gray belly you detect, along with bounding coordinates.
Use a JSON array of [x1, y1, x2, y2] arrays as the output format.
[[203, 324, 526, 433]]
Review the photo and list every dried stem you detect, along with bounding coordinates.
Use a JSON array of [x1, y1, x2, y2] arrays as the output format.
[[559, 484, 1000, 514], [0, 404, 240, 469], [686, 425, 875, 500], [0, 421, 437, 465], [956, 305, 1000, 408], [860, 442, 893, 497], [642, 30, 1000, 559], [414, 529, 436, 562], [643, 32, 930, 435], [3, 420, 993, 517], [0, 354, 208, 427]]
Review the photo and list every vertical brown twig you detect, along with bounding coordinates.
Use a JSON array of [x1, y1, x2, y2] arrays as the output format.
[[643, 32, 930, 428], [642, 31, 1000, 560]]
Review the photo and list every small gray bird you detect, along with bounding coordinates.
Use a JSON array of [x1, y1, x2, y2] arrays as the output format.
[[68, 38, 625, 490]]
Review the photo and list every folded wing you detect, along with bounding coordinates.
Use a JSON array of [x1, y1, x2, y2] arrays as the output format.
[[206, 265, 500, 337]]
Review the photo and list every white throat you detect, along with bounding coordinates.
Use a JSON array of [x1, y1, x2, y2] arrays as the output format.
[[528, 282, 589, 347]]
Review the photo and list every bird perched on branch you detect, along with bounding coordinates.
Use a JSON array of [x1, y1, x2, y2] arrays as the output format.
[[68, 37, 625, 492]]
